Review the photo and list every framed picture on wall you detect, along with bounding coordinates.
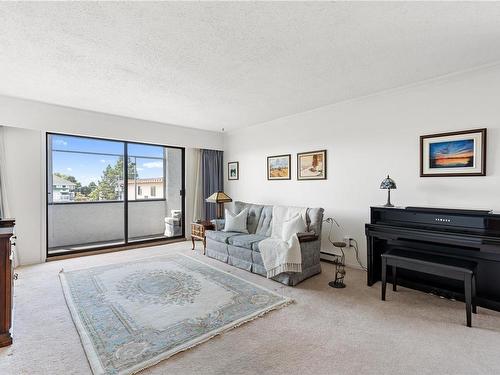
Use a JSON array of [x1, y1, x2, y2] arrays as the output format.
[[420, 128, 487, 177], [228, 161, 239, 180], [267, 154, 291, 180], [297, 150, 327, 180]]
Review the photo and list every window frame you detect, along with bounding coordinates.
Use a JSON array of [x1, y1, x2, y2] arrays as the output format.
[[126, 152, 166, 202], [45, 132, 186, 258], [48, 140, 168, 205], [49, 148, 126, 205]]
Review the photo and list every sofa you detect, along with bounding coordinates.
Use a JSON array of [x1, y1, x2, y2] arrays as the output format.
[[205, 201, 324, 286]]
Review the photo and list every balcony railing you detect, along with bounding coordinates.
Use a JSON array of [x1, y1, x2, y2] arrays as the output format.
[[47, 199, 179, 253]]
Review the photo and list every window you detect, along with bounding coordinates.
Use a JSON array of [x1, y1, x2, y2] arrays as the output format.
[[47, 136, 167, 204], [127, 143, 165, 201], [48, 134, 124, 203], [47, 133, 185, 257]]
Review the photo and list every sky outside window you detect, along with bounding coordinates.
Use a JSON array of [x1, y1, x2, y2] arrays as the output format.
[[51, 135, 165, 186]]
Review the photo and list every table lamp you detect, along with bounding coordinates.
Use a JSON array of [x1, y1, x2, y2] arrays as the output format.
[[205, 191, 232, 229], [380, 175, 397, 207]]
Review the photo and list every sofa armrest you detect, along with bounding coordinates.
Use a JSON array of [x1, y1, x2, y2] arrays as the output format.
[[297, 232, 318, 243], [210, 219, 225, 231]]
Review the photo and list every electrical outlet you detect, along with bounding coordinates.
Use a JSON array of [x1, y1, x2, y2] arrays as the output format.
[[343, 236, 352, 247]]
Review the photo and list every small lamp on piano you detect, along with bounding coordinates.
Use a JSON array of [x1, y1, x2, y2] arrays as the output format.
[[380, 175, 397, 207]]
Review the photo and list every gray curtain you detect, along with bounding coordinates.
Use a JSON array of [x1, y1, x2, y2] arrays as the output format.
[[192, 149, 204, 222], [202, 149, 224, 220]]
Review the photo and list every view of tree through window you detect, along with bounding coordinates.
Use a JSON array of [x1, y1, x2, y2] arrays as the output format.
[[48, 135, 165, 203]]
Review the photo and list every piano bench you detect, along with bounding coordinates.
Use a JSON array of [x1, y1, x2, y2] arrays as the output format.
[[381, 249, 478, 327]]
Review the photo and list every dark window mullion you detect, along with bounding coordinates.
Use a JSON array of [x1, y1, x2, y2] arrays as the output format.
[[124, 142, 129, 245]]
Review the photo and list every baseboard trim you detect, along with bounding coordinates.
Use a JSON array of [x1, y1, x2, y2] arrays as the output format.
[[46, 238, 187, 262]]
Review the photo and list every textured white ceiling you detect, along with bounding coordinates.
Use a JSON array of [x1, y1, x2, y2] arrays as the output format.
[[1, 2, 500, 132]]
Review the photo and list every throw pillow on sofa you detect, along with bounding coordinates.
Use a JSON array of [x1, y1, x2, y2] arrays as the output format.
[[281, 214, 307, 241], [223, 208, 249, 233]]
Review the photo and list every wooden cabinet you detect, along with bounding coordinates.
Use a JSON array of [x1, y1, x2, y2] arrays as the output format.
[[0, 219, 15, 348], [191, 221, 214, 254]]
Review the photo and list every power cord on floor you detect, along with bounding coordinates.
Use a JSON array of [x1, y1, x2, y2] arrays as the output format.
[[350, 238, 367, 271]]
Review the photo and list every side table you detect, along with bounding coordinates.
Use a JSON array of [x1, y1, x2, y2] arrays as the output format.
[[191, 221, 215, 254]]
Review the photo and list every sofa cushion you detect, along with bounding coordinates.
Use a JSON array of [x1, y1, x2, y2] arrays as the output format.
[[255, 206, 273, 236], [252, 240, 264, 252], [228, 234, 268, 250], [227, 245, 253, 271], [223, 208, 249, 233], [205, 238, 229, 263], [205, 230, 241, 244], [233, 201, 264, 234]]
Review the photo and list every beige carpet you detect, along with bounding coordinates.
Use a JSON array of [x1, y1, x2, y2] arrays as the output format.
[[1, 241, 500, 375]]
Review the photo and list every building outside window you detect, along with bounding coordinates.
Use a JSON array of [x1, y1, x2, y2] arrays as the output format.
[[52, 174, 76, 202]]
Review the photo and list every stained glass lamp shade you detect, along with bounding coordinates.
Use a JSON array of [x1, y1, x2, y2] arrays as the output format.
[[380, 175, 397, 207], [205, 191, 232, 220]]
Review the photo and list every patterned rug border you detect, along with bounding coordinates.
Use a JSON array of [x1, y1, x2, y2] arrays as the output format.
[[59, 253, 293, 375]]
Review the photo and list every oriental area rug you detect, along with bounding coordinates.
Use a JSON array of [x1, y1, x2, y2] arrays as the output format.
[[59, 254, 291, 375]]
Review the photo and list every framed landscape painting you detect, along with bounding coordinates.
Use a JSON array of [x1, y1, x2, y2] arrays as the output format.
[[267, 154, 291, 180], [228, 161, 239, 180], [297, 150, 327, 180], [420, 128, 486, 177]]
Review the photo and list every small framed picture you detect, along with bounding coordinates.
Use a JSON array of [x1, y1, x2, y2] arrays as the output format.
[[228, 161, 239, 180], [267, 154, 291, 180], [297, 150, 327, 180], [420, 128, 486, 177]]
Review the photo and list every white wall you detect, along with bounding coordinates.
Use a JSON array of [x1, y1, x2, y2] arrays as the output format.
[[3, 127, 44, 265], [0, 95, 222, 149], [0, 96, 223, 265], [223, 64, 500, 269]]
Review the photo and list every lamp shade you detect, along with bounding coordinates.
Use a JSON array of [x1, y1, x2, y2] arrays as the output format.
[[380, 175, 397, 190], [205, 191, 233, 203]]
